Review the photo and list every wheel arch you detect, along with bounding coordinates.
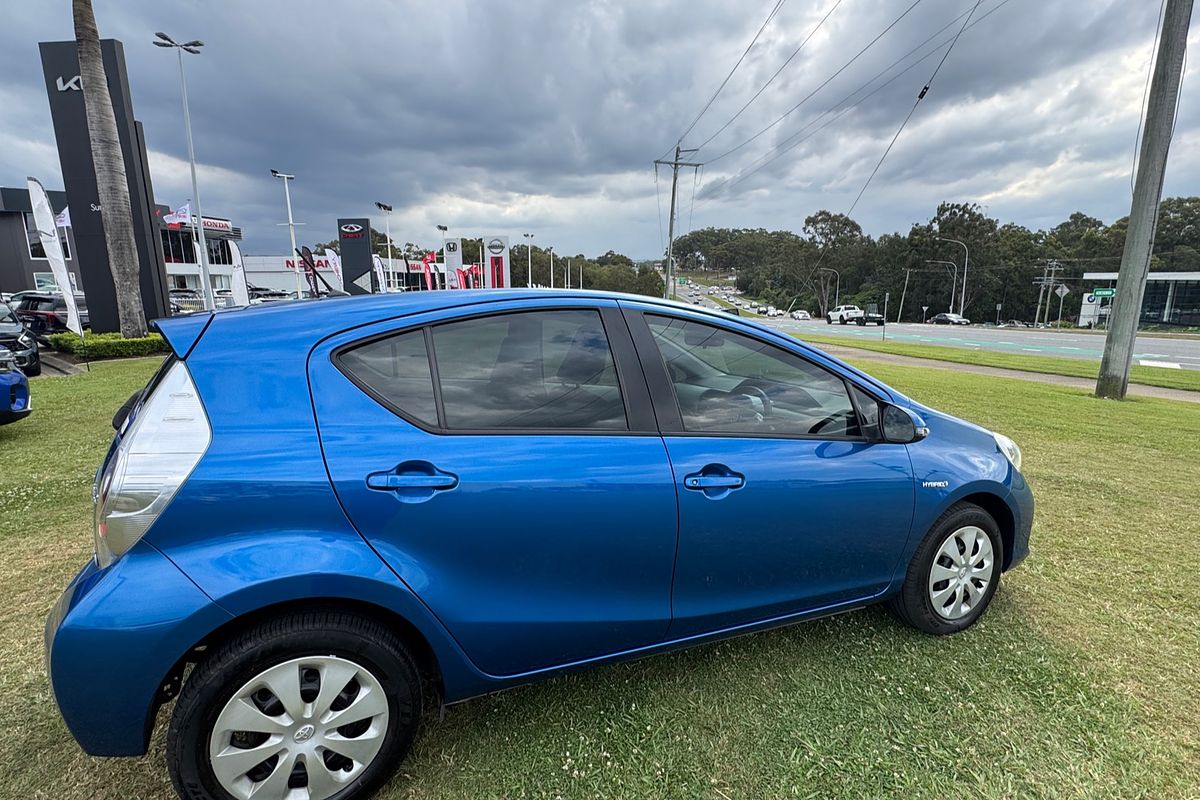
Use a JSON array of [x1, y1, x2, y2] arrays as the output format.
[[957, 491, 1017, 571]]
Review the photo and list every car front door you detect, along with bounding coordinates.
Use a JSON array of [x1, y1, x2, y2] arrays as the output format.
[[623, 305, 916, 638], [310, 300, 678, 676]]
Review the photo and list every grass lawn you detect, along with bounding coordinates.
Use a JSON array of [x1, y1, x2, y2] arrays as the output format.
[[2, 357, 1199, 798], [796, 332, 1200, 393]]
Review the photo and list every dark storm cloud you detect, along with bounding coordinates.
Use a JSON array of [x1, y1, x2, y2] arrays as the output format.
[[0, 0, 1191, 257]]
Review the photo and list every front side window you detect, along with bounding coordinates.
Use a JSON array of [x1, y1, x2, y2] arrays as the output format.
[[646, 315, 860, 437], [432, 309, 626, 430], [337, 330, 439, 426]]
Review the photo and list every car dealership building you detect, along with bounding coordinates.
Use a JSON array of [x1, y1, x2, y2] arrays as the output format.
[[1079, 271, 1200, 327]]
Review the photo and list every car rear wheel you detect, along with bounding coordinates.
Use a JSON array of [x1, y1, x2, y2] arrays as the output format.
[[889, 502, 1003, 635], [839, 316, 847, 324], [167, 610, 421, 800]]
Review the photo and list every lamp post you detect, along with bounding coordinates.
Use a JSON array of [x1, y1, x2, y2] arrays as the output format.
[[937, 236, 968, 314], [270, 170, 302, 298], [818, 267, 840, 308], [549, 247, 555, 289], [376, 202, 393, 292], [523, 232, 534, 287], [154, 32, 215, 310], [926, 259, 958, 313]]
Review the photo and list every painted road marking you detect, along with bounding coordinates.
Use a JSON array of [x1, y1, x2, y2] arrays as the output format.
[[1022, 348, 1042, 352], [1139, 360, 1182, 369]]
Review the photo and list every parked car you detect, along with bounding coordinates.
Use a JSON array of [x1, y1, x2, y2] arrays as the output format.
[[46, 290, 1032, 800], [826, 305, 864, 324], [0, 350, 31, 425], [999, 319, 1030, 328], [931, 313, 971, 325], [855, 310, 886, 326], [721, 305, 741, 315], [0, 301, 40, 375], [791, 310, 812, 320], [14, 292, 89, 337]]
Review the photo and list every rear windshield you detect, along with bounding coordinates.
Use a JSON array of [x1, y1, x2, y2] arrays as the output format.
[[19, 297, 56, 312]]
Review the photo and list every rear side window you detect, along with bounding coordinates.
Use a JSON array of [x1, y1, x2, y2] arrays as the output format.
[[337, 330, 439, 426], [431, 309, 626, 431]]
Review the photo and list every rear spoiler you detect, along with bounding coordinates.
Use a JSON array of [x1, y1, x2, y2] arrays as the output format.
[[150, 312, 214, 359]]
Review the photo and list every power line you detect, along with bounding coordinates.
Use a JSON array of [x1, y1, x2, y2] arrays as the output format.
[[704, 0, 924, 166], [693, 0, 845, 154], [661, 0, 788, 160], [697, 0, 1013, 206], [800, 0, 984, 287]]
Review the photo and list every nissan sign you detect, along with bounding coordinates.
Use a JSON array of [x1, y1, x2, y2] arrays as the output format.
[[487, 238, 505, 255]]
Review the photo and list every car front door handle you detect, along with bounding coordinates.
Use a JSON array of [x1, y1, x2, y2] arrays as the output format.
[[684, 475, 745, 490]]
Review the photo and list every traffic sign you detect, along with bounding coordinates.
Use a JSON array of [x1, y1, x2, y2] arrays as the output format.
[[1055, 284, 1070, 298], [1093, 287, 1116, 298]]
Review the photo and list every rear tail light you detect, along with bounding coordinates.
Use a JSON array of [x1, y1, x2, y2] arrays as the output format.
[[93, 361, 210, 568]]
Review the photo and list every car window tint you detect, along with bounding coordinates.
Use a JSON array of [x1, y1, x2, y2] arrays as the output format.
[[646, 315, 860, 437], [431, 309, 626, 431], [337, 330, 439, 426]]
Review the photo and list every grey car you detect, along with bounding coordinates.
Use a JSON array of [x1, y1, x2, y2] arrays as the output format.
[[0, 302, 39, 375]]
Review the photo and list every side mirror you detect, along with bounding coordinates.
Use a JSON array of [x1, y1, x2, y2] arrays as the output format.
[[881, 404, 929, 444]]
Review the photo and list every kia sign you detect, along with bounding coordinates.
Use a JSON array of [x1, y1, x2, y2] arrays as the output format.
[[39, 38, 169, 331], [337, 218, 373, 294]]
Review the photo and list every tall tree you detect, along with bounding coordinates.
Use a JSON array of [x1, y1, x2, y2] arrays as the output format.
[[73, 0, 146, 337]]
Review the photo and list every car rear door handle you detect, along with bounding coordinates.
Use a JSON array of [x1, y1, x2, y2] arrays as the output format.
[[366, 461, 459, 503], [367, 473, 457, 490], [683, 475, 744, 490]]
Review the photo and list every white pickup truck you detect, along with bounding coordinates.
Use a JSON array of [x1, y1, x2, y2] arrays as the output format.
[[826, 305, 864, 324]]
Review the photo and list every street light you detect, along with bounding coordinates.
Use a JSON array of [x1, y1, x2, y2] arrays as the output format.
[[926, 259, 958, 313], [522, 232, 534, 287], [818, 267, 840, 308], [270, 170, 303, 298], [435, 225, 448, 289], [375, 202, 393, 292], [154, 32, 215, 310], [936, 237, 968, 315], [548, 246, 555, 289]]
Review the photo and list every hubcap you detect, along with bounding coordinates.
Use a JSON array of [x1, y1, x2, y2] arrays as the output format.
[[208, 655, 389, 800], [928, 525, 994, 620]]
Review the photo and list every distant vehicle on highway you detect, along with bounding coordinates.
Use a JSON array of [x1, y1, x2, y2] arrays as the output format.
[[0, 350, 31, 425], [791, 310, 812, 320], [721, 306, 741, 315], [826, 305, 864, 325], [855, 310, 886, 326], [998, 319, 1030, 328], [931, 313, 971, 326]]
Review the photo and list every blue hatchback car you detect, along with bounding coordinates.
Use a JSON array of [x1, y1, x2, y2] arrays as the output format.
[[0, 350, 32, 425], [46, 290, 1032, 800]]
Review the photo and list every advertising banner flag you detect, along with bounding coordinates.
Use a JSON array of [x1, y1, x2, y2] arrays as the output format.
[[27, 177, 82, 337], [372, 254, 388, 293], [55, 205, 71, 228], [443, 238, 463, 274], [164, 201, 191, 228], [322, 249, 343, 288], [228, 240, 251, 307], [483, 235, 510, 288], [421, 251, 436, 290]]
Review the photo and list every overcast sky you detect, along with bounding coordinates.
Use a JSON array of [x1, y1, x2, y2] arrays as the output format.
[[1, 0, 1195, 258]]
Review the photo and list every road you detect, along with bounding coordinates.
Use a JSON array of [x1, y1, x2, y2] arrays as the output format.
[[681, 293, 1200, 370]]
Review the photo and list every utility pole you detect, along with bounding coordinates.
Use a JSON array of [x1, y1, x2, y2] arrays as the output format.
[[654, 146, 701, 299], [1098, 0, 1193, 399], [897, 268, 912, 323]]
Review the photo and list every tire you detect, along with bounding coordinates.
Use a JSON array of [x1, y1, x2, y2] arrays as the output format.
[[825, 316, 832, 325], [889, 502, 1004, 635], [25, 362, 41, 377], [167, 610, 422, 800], [839, 316, 847, 325]]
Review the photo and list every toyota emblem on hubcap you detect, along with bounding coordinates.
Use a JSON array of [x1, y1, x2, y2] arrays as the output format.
[[293, 724, 315, 742]]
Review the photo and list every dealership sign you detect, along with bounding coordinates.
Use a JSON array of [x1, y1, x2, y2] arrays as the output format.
[[483, 235, 510, 288]]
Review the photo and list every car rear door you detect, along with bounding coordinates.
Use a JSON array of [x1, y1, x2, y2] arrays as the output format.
[[621, 303, 916, 638], [309, 298, 678, 677]]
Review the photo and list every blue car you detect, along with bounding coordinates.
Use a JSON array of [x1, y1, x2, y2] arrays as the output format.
[[0, 350, 31, 425], [46, 291, 1032, 800]]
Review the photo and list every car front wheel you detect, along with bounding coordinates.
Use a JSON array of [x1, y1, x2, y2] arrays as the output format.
[[167, 610, 422, 800], [889, 502, 1003, 635]]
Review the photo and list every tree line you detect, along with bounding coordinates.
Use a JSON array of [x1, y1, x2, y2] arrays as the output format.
[[671, 198, 1200, 322]]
